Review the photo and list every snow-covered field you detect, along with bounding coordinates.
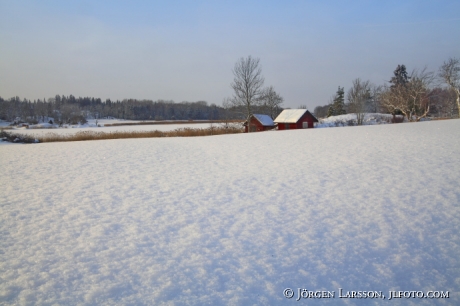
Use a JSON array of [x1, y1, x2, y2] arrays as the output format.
[[5, 120, 213, 139], [1, 120, 459, 305]]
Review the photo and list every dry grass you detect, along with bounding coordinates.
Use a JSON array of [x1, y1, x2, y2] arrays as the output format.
[[104, 120, 243, 127], [37, 126, 244, 143], [430, 117, 457, 121]]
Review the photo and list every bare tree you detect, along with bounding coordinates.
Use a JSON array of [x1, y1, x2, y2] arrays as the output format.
[[347, 78, 371, 125], [230, 56, 265, 132], [260, 86, 284, 119], [438, 57, 460, 118], [369, 84, 383, 113], [381, 68, 434, 122], [428, 87, 457, 118], [313, 104, 330, 118], [60, 103, 83, 124]]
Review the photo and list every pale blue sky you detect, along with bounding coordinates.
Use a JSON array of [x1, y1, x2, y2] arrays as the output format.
[[1, 0, 459, 109]]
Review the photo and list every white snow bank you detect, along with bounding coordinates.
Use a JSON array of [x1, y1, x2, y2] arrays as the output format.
[[1, 119, 459, 305], [316, 113, 406, 128]]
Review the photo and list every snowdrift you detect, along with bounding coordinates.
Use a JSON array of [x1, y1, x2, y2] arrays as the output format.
[[1, 120, 459, 305]]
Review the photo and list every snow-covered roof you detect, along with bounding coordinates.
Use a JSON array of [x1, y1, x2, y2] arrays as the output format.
[[274, 109, 308, 123], [253, 114, 275, 126]]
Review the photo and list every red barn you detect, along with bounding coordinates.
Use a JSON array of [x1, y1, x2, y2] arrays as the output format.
[[274, 109, 318, 130], [244, 114, 276, 133]]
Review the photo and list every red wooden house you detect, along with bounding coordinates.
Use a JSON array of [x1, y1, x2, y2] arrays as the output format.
[[244, 114, 276, 133], [274, 109, 318, 130]]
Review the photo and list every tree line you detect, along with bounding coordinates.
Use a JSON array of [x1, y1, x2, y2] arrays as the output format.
[[0, 92, 283, 127], [0, 96, 233, 125], [314, 58, 460, 122]]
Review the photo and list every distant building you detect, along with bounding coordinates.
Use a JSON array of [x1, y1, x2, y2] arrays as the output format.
[[244, 114, 276, 133], [274, 109, 318, 130]]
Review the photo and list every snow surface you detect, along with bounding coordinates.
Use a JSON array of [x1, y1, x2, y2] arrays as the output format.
[[0, 120, 11, 127], [274, 109, 309, 123], [1, 120, 459, 305]]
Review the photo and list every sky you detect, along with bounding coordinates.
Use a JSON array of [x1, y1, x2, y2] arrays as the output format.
[[1, 0, 459, 109]]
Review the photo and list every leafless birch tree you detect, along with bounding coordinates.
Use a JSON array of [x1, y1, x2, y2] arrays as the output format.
[[347, 78, 371, 125], [260, 86, 284, 119], [369, 84, 383, 113], [230, 56, 265, 132], [438, 57, 460, 118]]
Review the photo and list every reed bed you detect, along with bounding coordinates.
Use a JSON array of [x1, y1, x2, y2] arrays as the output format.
[[104, 120, 243, 127], [36, 126, 244, 143]]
